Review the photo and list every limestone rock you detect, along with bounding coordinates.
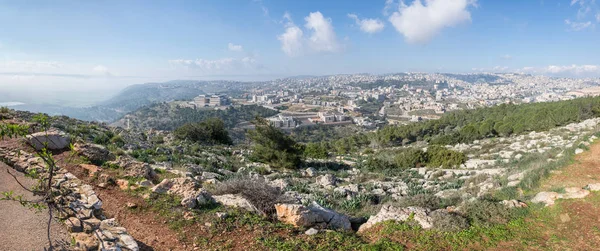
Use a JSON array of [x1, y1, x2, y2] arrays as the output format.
[[71, 232, 99, 251], [562, 187, 590, 199], [65, 217, 83, 233], [307, 202, 352, 231], [79, 164, 100, 177], [358, 205, 432, 233], [305, 228, 319, 235], [500, 200, 527, 208], [74, 143, 115, 163], [531, 191, 561, 206], [26, 129, 70, 150], [316, 174, 337, 188], [213, 194, 260, 214], [585, 183, 600, 191], [275, 204, 325, 228]]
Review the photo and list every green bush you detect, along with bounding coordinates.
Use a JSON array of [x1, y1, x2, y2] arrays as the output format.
[[174, 117, 232, 145]]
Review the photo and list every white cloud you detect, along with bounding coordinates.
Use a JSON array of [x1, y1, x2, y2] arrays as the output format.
[[500, 54, 513, 60], [596, 13, 600, 22], [277, 11, 341, 56], [304, 12, 340, 52], [348, 14, 385, 34], [168, 57, 260, 74], [565, 19, 593, 30], [383, 0, 396, 16], [228, 43, 243, 52], [278, 13, 304, 57], [517, 64, 600, 76], [388, 0, 475, 44]]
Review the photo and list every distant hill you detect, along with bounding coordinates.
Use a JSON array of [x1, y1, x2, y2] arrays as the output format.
[[8, 80, 233, 122]]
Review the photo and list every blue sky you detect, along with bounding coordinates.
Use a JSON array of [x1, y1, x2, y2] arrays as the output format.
[[0, 0, 599, 101]]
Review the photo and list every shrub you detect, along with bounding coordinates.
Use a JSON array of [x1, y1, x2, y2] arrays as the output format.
[[430, 210, 470, 232], [394, 194, 460, 210], [426, 145, 467, 168], [462, 199, 515, 227], [210, 177, 292, 216], [247, 117, 303, 169], [394, 148, 427, 169]]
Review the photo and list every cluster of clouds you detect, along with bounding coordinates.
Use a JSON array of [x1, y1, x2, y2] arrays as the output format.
[[474, 64, 600, 77], [168, 56, 260, 74], [565, 0, 600, 31], [277, 0, 476, 56], [277, 11, 341, 57]]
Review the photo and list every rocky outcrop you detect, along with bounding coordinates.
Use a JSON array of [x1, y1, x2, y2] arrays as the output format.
[[531, 187, 591, 206], [213, 194, 261, 214], [275, 202, 352, 231], [316, 174, 337, 189], [585, 183, 600, 191], [0, 147, 139, 251], [151, 177, 212, 209], [26, 129, 70, 150], [358, 205, 433, 233], [74, 143, 116, 163], [108, 156, 156, 180]]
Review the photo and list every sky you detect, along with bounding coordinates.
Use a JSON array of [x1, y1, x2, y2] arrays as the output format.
[[1, 0, 600, 105]]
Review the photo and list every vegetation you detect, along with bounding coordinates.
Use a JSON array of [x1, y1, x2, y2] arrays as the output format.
[[174, 117, 232, 145], [325, 96, 600, 153], [360, 146, 467, 171], [122, 103, 278, 131], [209, 177, 290, 216], [247, 117, 303, 169]]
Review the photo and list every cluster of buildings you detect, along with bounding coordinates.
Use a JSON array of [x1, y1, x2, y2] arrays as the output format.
[[191, 94, 230, 108]]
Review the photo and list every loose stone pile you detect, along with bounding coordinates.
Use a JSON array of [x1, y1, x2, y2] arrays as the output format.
[[0, 146, 139, 251]]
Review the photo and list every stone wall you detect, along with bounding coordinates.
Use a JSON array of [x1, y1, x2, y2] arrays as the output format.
[[0, 146, 139, 251]]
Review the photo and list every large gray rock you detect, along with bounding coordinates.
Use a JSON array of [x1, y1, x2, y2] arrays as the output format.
[[274, 202, 352, 231], [26, 129, 70, 150], [316, 174, 337, 188], [74, 143, 115, 163], [531, 191, 560, 206], [358, 205, 432, 233], [213, 194, 261, 214]]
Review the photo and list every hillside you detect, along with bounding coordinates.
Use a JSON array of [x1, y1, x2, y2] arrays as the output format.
[[111, 103, 279, 131], [9, 80, 254, 123], [2, 97, 600, 250]]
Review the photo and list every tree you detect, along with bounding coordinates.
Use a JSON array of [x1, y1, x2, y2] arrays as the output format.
[[304, 142, 328, 159], [247, 117, 303, 169], [174, 117, 232, 145]]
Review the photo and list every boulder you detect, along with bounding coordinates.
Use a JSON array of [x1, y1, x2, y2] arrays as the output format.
[[71, 233, 99, 251], [79, 164, 100, 177], [304, 167, 317, 177], [358, 205, 432, 233], [213, 194, 261, 214], [275, 204, 325, 228], [316, 174, 337, 188], [585, 183, 600, 191], [274, 202, 352, 231], [500, 200, 527, 208], [562, 187, 590, 199], [108, 156, 156, 180], [26, 129, 70, 150], [308, 202, 352, 231], [74, 143, 115, 163], [65, 217, 83, 233], [531, 191, 561, 206]]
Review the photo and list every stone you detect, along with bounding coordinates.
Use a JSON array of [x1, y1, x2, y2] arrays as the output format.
[[65, 217, 83, 232], [358, 205, 432, 233], [78, 164, 99, 178], [560, 213, 571, 223], [213, 194, 260, 214], [71, 233, 99, 251], [116, 179, 130, 190], [136, 180, 153, 187], [585, 183, 600, 191], [316, 174, 337, 188], [562, 187, 590, 199], [531, 191, 561, 206], [74, 143, 115, 163], [270, 178, 289, 190], [26, 129, 70, 150], [500, 200, 527, 208], [575, 148, 584, 155], [304, 167, 317, 177], [307, 202, 352, 231], [82, 218, 102, 233], [117, 234, 139, 251], [275, 203, 325, 228], [126, 202, 137, 208], [216, 212, 229, 220], [305, 228, 319, 235]]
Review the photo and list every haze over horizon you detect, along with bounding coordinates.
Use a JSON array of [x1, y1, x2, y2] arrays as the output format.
[[1, 0, 600, 105]]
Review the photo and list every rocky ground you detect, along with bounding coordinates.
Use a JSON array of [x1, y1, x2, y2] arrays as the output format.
[[2, 109, 600, 250]]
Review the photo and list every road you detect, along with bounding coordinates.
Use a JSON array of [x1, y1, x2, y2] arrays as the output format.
[[0, 162, 69, 251]]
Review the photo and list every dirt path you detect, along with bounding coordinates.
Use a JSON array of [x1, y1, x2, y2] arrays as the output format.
[[495, 141, 600, 250], [0, 162, 70, 251]]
